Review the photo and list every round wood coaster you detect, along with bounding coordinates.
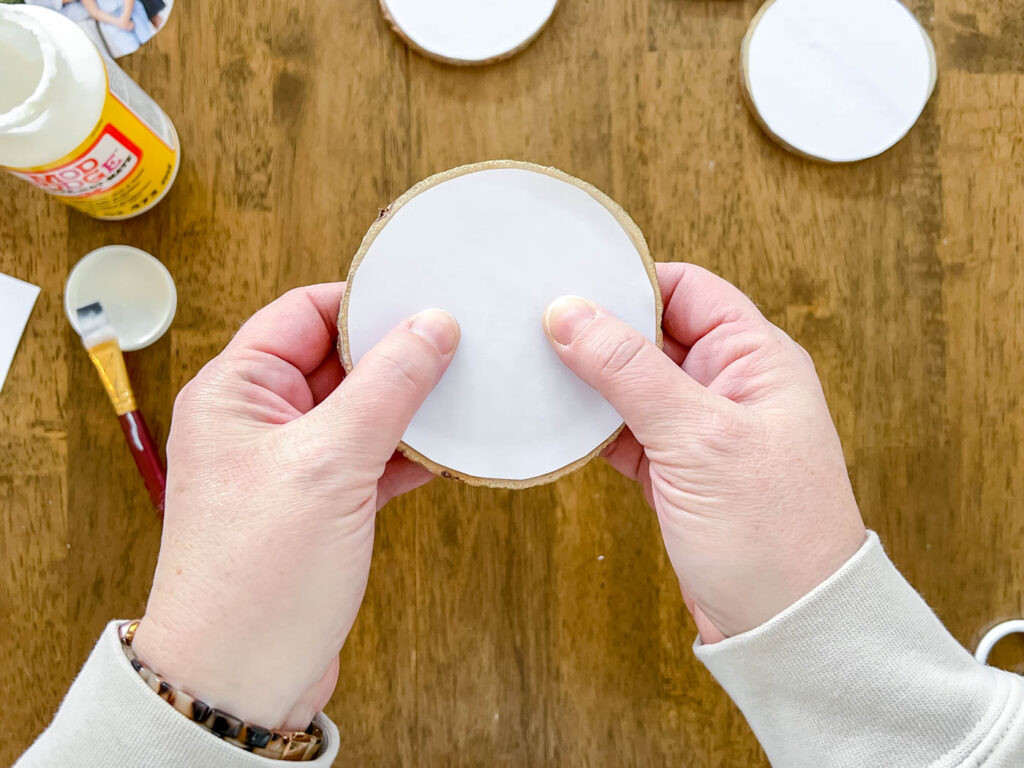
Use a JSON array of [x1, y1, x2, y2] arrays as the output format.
[[741, 0, 938, 163], [339, 161, 662, 489], [379, 0, 559, 66]]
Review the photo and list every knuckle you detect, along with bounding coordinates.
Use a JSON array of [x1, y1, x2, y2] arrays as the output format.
[[772, 325, 816, 369], [171, 377, 202, 416], [592, 331, 648, 381], [699, 405, 762, 456], [274, 286, 310, 310], [707, 406, 746, 442], [371, 345, 433, 395], [274, 434, 332, 483], [170, 359, 233, 420], [795, 340, 817, 371]]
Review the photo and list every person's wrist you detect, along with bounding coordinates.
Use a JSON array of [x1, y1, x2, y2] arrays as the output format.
[[130, 614, 316, 731], [700, 520, 868, 643]]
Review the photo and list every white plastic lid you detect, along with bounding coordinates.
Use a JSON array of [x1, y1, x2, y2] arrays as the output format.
[[65, 245, 177, 351]]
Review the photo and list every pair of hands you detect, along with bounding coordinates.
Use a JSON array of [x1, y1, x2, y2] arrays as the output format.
[[116, 0, 135, 29], [80, 0, 135, 30], [131, 263, 866, 731]]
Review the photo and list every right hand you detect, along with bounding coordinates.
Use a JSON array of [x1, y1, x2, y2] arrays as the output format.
[[544, 263, 867, 642], [116, 15, 134, 29]]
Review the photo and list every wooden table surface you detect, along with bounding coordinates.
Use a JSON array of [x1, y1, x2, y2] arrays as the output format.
[[3, 0, 1023, 764]]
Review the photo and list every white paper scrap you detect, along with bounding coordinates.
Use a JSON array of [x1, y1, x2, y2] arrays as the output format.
[[0, 272, 41, 393]]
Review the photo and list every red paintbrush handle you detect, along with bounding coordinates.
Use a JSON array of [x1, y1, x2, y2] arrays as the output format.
[[118, 410, 167, 516]]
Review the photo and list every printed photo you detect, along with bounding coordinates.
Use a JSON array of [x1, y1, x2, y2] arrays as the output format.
[[15, 0, 174, 58]]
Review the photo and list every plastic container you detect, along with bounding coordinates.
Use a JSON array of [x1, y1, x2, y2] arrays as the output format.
[[65, 245, 177, 351], [0, 4, 180, 219]]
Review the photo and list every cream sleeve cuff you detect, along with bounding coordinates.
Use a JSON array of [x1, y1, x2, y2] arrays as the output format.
[[16, 620, 341, 767], [695, 531, 1024, 767]]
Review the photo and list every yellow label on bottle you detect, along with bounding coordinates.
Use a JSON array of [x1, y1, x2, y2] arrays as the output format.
[[6, 68, 179, 220]]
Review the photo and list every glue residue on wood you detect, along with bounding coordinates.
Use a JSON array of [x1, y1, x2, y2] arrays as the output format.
[[742, 0, 937, 163], [379, 0, 559, 65], [340, 161, 661, 489]]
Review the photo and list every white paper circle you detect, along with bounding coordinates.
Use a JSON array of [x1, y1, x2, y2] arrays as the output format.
[[742, 0, 936, 163], [380, 0, 558, 64], [342, 163, 659, 487]]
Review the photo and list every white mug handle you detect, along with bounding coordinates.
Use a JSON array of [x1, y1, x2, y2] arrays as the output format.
[[975, 620, 1024, 664]]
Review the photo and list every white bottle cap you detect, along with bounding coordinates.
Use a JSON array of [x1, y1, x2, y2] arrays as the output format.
[[64, 245, 177, 351]]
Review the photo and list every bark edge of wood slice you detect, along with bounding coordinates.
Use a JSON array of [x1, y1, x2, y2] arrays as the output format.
[[338, 159, 662, 490]]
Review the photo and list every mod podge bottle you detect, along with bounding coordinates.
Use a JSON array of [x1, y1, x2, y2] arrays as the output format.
[[0, 4, 179, 220]]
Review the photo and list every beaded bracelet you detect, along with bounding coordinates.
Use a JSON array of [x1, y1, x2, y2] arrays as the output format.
[[119, 621, 323, 761]]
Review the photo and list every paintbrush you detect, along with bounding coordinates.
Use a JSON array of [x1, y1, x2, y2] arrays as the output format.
[[76, 301, 166, 515]]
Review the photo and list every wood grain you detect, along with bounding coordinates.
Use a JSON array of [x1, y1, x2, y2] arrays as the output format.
[[2, 0, 1023, 764]]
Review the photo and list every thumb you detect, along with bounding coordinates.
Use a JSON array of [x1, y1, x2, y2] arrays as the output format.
[[306, 308, 460, 468], [543, 296, 714, 448]]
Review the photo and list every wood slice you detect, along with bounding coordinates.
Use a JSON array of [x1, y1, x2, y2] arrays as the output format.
[[378, 0, 559, 66], [741, 0, 938, 163], [339, 161, 662, 489]]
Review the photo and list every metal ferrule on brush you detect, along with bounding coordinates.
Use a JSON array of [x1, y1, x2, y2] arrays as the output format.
[[76, 303, 137, 416]]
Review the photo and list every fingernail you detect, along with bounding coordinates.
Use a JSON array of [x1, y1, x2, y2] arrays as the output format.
[[545, 296, 596, 345], [409, 309, 460, 355]]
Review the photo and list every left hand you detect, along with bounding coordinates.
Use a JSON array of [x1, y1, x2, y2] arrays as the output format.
[[543, 264, 866, 643], [131, 283, 460, 731]]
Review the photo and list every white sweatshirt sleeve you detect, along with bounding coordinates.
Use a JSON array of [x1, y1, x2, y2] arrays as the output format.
[[695, 531, 1024, 767], [15, 621, 341, 768]]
